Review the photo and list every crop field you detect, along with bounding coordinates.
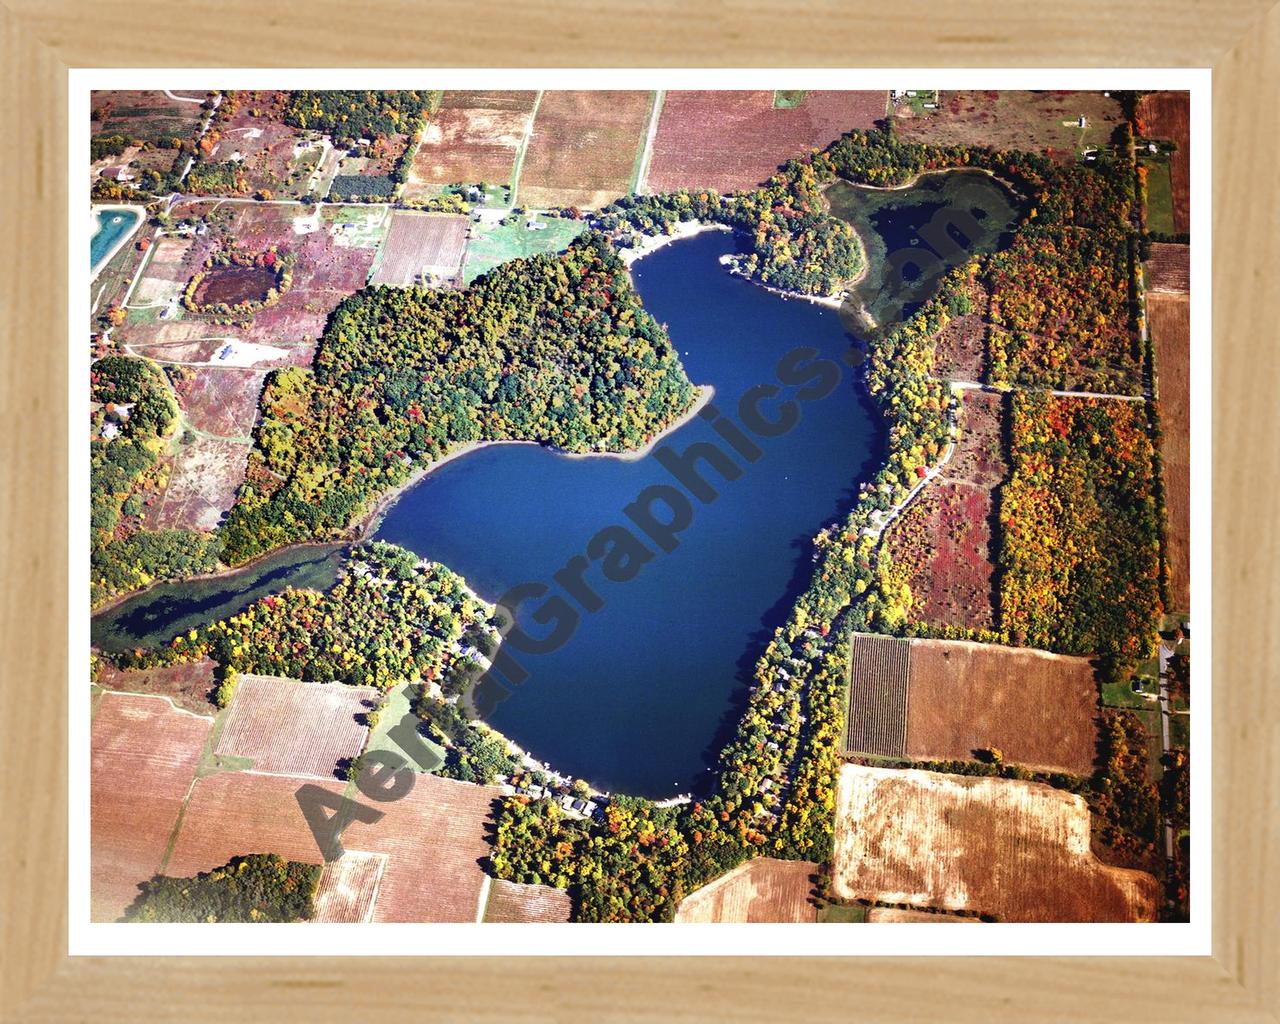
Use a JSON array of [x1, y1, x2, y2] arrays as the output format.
[[895, 91, 1124, 161], [150, 435, 250, 532], [405, 90, 538, 197], [645, 90, 888, 194], [1136, 92, 1190, 233], [352, 774, 502, 923], [167, 770, 502, 922], [165, 771, 339, 880], [129, 236, 200, 306], [462, 213, 584, 284], [1149, 292, 1191, 612], [843, 634, 911, 757], [831, 764, 1160, 922], [1145, 242, 1190, 294], [120, 203, 386, 363], [312, 851, 387, 923], [369, 211, 469, 287], [91, 90, 205, 148], [91, 692, 212, 921], [207, 91, 324, 199], [518, 90, 655, 209], [866, 907, 978, 923], [673, 859, 818, 923], [904, 639, 1100, 775], [483, 880, 573, 923], [214, 674, 377, 779], [95, 658, 218, 716], [883, 389, 1006, 632]]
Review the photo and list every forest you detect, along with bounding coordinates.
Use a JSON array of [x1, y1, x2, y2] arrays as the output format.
[[124, 854, 320, 923], [998, 392, 1163, 679], [281, 90, 437, 145], [219, 233, 695, 564], [90, 357, 219, 607]]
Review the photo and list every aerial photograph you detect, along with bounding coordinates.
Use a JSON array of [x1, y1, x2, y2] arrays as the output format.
[[86, 86, 1192, 926]]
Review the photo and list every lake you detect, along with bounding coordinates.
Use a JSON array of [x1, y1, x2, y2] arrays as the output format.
[[91, 207, 142, 275], [375, 229, 883, 795], [91, 173, 1015, 796]]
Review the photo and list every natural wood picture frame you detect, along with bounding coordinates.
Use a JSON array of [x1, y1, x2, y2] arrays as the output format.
[[2, 2, 1276, 1019]]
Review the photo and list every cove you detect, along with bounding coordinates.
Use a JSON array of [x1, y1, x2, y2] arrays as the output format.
[[91, 206, 142, 276], [375, 230, 884, 796], [91, 544, 346, 654], [825, 170, 1024, 326]]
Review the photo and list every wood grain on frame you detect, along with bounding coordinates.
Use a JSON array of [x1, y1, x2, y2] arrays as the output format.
[[2, 2, 1278, 1020]]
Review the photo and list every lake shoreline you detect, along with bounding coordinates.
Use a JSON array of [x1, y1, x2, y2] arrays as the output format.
[[354, 383, 715, 538], [90, 204, 147, 280]]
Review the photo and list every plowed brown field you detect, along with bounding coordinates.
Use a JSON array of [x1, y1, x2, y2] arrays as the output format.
[[1149, 291, 1191, 611], [831, 764, 1160, 922], [905, 639, 1099, 776], [674, 858, 818, 923], [91, 692, 212, 921]]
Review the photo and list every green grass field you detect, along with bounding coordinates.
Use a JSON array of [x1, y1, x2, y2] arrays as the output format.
[[818, 903, 866, 923], [773, 90, 809, 109], [1141, 157, 1177, 235], [363, 679, 445, 772], [462, 214, 585, 284]]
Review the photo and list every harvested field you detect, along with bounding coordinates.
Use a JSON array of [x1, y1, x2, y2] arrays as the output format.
[[1136, 92, 1190, 233], [905, 639, 1100, 776], [1149, 292, 1191, 612], [369, 211, 469, 286], [215, 674, 377, 779], [931, 285, 990, 380], [312, 851, 387, 923], [165, 772, 339, 881], [130, 236, 197, 305], [883, 389, 1006, 631], [92, 90, 205, 148], [674, 859, 818, 923], [406, 90, 538, 196], [167, 771, 502, 922], [95, 658, 217, 715], [168, 366, 265, 440], [519, 90, 654, 209], [1145, 242, 1190, 294], [831, 764, 1161, 922], [152, 435, 249, 532], [483, 879, 573, 923], [91, 692, 212, 921], [896, 91, 1123, 162], [646, 90, 887, 194], [843, 634, 910, 757]]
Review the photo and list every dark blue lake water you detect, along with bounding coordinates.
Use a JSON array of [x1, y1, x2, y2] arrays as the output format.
[[375, 230, 884, 795]]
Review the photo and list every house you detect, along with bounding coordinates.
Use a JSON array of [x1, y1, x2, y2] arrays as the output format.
[[526, 217, 547, 231], [100, 421, 121, 441], [1077, 115, 1088, 129], [101, 165, 133, 182]]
